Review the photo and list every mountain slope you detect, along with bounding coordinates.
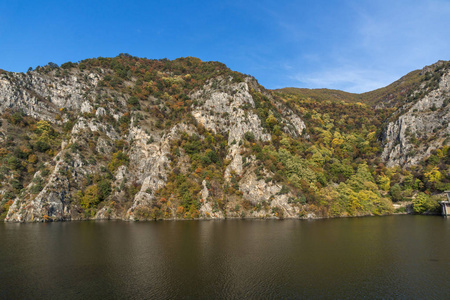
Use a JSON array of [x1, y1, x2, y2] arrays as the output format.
[[1, 55, 449, 222], [1, 55, 313, 221]]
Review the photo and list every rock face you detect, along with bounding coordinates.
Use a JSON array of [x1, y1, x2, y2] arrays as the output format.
[[191, 77, 271, 144], [0, 69, 99, 121], [0, 60, 309, 222], [381, 63, 450, 166], [7, 149, 73, 222], [126, 124, 192, 219]]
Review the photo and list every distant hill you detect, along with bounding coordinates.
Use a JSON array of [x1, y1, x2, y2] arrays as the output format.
[[274, 61, 450, 109], [273, 87, 362, 103]]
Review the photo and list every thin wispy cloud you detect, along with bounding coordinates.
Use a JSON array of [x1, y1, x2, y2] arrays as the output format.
[[291, 67, 393, 94], [282, 0, 450, 92]]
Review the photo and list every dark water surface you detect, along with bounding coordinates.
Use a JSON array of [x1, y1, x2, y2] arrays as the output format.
[[1, 216, 449, 299]]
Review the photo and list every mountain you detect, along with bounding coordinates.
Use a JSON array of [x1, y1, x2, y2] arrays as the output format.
[[0, 55, 449, 222], [276, 61, 450, 167]]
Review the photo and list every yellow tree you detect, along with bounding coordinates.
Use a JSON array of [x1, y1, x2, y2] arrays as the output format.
[[81, 185, 99, 208], [424, 167, 441, 183], [377, 175, 391, 191]]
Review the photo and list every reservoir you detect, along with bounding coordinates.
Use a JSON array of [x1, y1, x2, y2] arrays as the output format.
[[1, 216, 449, 299]]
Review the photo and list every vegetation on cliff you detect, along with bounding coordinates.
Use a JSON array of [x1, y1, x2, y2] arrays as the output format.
[[1, 55, 449, 221]]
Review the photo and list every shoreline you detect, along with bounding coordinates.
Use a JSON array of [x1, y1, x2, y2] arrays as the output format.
[[3, 210, 443, 224]]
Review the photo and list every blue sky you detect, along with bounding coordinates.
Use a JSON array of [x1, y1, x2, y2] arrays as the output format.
[[1, 0, 449, 93]]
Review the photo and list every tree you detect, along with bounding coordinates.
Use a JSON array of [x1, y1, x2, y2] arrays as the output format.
[[36, 120, 56, 143], [35, 140, 50, 152], [265, 114, 278, 130], [377, 175, 391, 191], [81, 185, 99, 208], [424, 166, 441, 183], [244, 131, 255, 142], [389, 184, 403, 202], [47, 62, 59, 69], [412, 193, 430, 214], [347, 163, 375, 192], [97, 179, 112, 201]]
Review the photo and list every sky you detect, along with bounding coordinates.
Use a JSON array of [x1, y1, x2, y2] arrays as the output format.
[[1, 0, 449, 93]]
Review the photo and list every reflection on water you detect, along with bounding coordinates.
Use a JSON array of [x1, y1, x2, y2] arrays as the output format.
[[1, 216, 449, 299]]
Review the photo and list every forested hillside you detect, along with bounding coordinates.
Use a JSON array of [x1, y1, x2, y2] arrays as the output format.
[[0, 55, 449, 222]]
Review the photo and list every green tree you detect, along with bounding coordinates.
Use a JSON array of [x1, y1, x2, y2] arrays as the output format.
[[413, 193, 441, 214], [389, 184, 403, 202], [97, 179, 112, 201]]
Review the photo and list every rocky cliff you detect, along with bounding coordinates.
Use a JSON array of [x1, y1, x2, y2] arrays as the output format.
[[0, 57, 310, 222], [0, 56, 448, 222], [381, 61, 450, 167]]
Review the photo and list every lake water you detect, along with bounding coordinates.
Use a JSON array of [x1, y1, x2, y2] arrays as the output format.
[[1, 216, 449, 299]]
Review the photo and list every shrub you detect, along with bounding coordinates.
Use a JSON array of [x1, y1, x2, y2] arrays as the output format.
[[108, 151, 129, 172], [244, 131, 255, 142], [127, 96, 140, 109], [97, 179, 112, 201], [35, 140, 51, 152], [412, 192, 440, 214]]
